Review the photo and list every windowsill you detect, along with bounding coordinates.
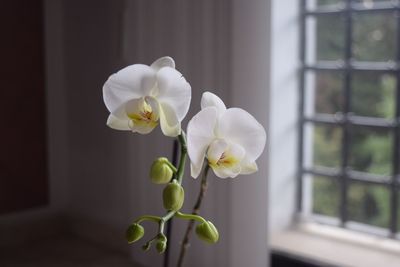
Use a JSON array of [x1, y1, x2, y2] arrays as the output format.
[[271, 222, 400, 267]]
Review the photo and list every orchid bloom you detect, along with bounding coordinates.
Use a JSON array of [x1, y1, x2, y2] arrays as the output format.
[[103, 57, 191, 137], [187, 92, 266, 178]]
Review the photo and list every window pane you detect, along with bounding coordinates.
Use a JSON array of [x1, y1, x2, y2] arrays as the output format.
[[351, 73, 396, 119], [306, 15, 345, 63], [354, 0, 399, 7], [301, 0, 400, 235], [305, 71, 344, 116], [348, 182, 389, 228], [316, 0, 343, 7], [349, 127, 393, 175], [353, 12, 397, 62], [306, 0, 344, 10], [312, 176, 340, 217], [304, 124, 342, 168]]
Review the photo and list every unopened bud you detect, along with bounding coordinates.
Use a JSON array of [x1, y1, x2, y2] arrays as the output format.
[[126, 223, 144, 243], [156, 234, 167, 254], [195, 221, 219, 244], [150, 157, 175, 184], [163, 180, 184, 211], [142, 242, 151, 251]]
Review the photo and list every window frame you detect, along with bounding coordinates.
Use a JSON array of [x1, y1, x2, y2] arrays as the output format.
[[298, 0, 400, 238]]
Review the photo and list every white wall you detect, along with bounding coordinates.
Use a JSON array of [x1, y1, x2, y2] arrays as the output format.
[[268, 0, 300, 235]]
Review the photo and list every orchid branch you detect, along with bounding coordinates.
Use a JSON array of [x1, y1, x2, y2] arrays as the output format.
[[176, 132, 187, 185], [177, 165, 210, 267], [131, 133, 188, 253]]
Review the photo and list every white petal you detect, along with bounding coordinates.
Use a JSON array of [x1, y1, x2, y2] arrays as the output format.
[[240, 158, 258, 175], [106, 114, 130, 130], [201, 92, 226, 114], [150, 56, 175, 71], [145, 96, 160, 120], [159, 102, 181, 137], [110, 102, 130, 119], [187, 107, 218, 178], [228, 143, 246, 162], [130, 121, 156, 134], [217, 108, 266, 162], [156, 67, 191, 121], [124, 97, 144, 115], [128, 121, 156, 134], [191, 163, 203, 180], [103, 64, 156, 113], [207, 139, 228, 165], [208, 142, 245, 179], [212, 163, 241, 179]]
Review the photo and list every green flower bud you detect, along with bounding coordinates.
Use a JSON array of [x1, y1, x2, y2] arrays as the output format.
[[163, 180, 184, 211], [142, 242, 151, 251], [195, 221, 219, 244], [150, 157, 175, 184], [156, 234, 167, 254], [126, 223, 144, 243]]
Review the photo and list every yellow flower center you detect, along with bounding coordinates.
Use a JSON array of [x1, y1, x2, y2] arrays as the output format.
[[209, 152, 239, 169], [127, 99, 158, 129]]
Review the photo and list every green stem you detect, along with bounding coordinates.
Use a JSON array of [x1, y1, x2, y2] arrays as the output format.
[[134, 215, 162, 224], [165, 160, 178, 173], [141, 210, 176, 251], [142, 235, 158, 251], [177, 165, 210, 267], [175, 211, 207, 224], [157, 132, 187, 232], [159, 210, 176, 233], [140, 132, 188, 253], [176, 132, 187, 185]]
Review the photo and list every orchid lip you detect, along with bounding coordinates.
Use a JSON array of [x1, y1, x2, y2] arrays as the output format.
[[208, 152, 240, 169], [126, 97, 159, 133], [206, 139, 244, 176]]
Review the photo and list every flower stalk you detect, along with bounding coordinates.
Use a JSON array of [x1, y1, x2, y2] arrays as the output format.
[[177, 165, 210, 267], [130, 133, 189, 252], [176, 132, 187, 185]]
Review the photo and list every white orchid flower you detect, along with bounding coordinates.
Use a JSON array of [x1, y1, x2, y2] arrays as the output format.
[[103, 56, 191, 137], [187, 92, 266, 178]]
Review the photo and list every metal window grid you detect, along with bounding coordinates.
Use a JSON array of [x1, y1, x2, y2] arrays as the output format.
[[298, 0, 400, 237]]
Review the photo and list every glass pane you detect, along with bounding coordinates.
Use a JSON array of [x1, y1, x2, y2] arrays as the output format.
[[307, 0, 344, 9], [316, 0, 343, 7], [304, 124, 342, 168], [348, 182, 389, 228], [351, 73, 396, 119], [349, 127, 393, 175], [354, 0, 399, 8], [312, 176, 340, 217], [305, 71, 344, 116], [353, 12, 397, 61], [306, 15, 345, 63]]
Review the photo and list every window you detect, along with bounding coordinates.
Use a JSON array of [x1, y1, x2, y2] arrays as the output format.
[[298, 0, 400, 238]]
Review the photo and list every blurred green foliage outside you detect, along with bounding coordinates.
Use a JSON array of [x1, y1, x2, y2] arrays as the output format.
[[307, 0, 398, 229]]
